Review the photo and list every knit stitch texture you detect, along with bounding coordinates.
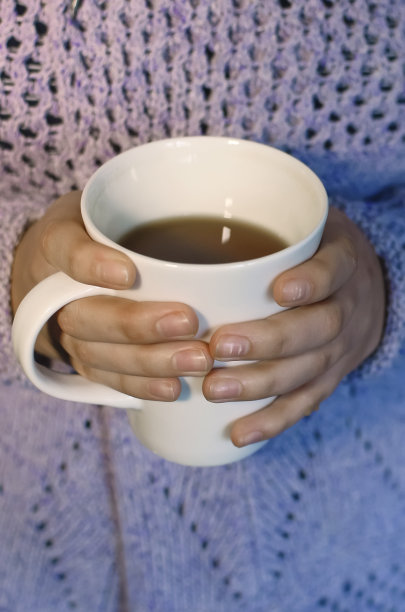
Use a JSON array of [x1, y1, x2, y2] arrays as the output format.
[[1, 1, 405, 610]]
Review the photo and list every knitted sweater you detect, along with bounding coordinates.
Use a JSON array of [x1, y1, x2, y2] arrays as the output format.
[[1, 1, 405, 610]]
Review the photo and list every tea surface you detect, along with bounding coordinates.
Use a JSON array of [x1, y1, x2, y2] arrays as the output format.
[[118, 215, 288, 264]]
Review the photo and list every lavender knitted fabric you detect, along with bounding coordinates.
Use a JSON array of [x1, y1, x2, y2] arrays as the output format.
[[1, 2, 405, 611]]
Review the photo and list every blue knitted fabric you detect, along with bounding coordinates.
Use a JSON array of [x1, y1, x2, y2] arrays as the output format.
[[0, 1, 405, 610]]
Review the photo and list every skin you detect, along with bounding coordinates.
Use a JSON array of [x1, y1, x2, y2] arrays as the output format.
[[11, 191, 385, 447]]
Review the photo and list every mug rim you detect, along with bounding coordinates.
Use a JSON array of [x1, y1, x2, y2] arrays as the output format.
[[81, 136, 329, 270]]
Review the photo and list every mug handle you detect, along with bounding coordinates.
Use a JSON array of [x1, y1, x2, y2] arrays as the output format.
[[12, 272, 142, 409]]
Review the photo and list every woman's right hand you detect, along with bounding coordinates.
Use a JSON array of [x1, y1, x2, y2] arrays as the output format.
[[11, 191, 213, 401]]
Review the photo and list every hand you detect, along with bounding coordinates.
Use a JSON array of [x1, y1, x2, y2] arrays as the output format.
[[202, 207, 385, 447], [11, 191, 213, 400]]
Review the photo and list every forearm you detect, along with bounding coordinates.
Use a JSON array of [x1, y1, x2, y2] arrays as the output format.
[[0, 196, 48, 383]]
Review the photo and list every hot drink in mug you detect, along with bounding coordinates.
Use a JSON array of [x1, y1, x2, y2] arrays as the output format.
[[12, 137, 328, 466]]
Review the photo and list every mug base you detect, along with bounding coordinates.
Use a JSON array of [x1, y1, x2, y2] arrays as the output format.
[[126, 407, 268, 467]]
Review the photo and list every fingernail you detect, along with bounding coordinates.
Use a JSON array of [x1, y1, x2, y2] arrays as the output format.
[[207, 378, 243, 401], [172, 349, 209, 374], [148, 380, 177, 401], [156, 312, 194, 338], [96, 260, 130, 287], [234, 430, 264, 447], [214, 335, 251, 360], [281, 280, 311, 304]]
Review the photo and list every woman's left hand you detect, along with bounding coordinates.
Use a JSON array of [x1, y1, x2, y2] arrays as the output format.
[[202, 206, 385, 447]]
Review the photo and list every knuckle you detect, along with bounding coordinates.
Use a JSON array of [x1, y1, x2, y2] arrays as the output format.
[[341, 235, 358, 271], [311, 379, 334, 406], [40, 219, 59, 260], [300, 387, 322, 413], [303, 404, 319, 417], [273, 329, 288, 357], [118, 374, 137, 398], [66, 247, 86, 279], [323, 301, 344, 340], [275, 402, 303, 434], [117, 302, 141, 341], [263, 422, 283, 439], [315, 349, 334, 374], [70, 358, 86, 378], [57, 302, 80, 335], [332, 336, 347, 364], [265, 318, 288, 356], [309, 257, 334, 298], [257, 362, 276, 395], [72, 338, 92, 365]]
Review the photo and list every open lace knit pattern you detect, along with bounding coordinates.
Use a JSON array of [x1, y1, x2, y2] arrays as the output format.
[[1, 2, 405, 611]]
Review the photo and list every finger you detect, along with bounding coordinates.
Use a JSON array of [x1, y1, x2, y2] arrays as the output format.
[[203, 335, 345, 402], [58, 297, 199, 343], [72, 362, 182, 401], [229, 365, 342, 446], [41, 216, 135, 289], [273, 209, 357, 307], [61, 335, 213, 378], [209, 294, 354, 361]]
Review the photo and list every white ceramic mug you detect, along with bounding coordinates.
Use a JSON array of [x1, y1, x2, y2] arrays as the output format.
[[12, 137, 328, 466]]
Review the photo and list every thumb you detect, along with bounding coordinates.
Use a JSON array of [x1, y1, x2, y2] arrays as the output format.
[[42, 219, 136, 289]]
